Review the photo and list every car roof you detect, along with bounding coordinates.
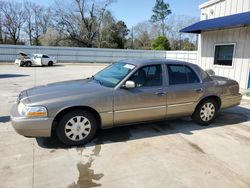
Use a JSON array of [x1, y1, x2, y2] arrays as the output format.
[[119, 59, 192, 66], [33, 54, 45, 56]]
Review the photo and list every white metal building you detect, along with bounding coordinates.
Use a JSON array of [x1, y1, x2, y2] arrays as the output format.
[[181, 0, 250, 89]]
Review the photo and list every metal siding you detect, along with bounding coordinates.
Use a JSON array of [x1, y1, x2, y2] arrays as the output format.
[[0, 45, 197, 64], [231, 0, 238, 14], [225, 0, 233, 16], [199, 26, 250, 88], [201, 0, 250, 19], [220, 0, 227, 16], [198, 0, 250, 88], [233, 28, 243, 86], [243, 26, 250, 88]]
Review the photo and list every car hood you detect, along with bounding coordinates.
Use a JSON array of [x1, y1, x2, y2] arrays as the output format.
[[24, 79, 104, 104], [18, 51, 28, 57]]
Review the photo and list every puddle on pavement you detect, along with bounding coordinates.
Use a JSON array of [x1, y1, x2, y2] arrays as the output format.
[[76, 147, 85, 155], [68, 158, 104, 188], [0, 116, 10, 123], [92, 144, 101, 156], [70, 145, 103, 188]]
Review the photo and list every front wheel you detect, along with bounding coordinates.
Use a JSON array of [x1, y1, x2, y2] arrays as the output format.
[[192, 99, 218, 126], [56, 110, 97, 146]]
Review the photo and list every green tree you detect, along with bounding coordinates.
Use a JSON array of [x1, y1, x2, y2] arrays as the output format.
[[99, 20, 129, 49], [151, 36, 171, 50], [150, 0, 171, 36]]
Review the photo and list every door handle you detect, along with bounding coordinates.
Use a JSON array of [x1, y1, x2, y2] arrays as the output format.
[[155, 91, 167, 96], [195, 88, 203, 93]]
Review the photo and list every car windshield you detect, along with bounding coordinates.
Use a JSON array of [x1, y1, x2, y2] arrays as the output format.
[[93, 62, 136, 88], [25, 54, 33, 59]]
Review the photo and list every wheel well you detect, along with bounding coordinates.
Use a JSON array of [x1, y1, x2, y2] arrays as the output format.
[[199, 96, 221, 109], [51, 106, 102, 136]]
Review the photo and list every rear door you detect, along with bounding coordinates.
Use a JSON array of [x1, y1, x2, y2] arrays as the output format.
[[166, 64, 203, 118], [42, 55, 50, 65]]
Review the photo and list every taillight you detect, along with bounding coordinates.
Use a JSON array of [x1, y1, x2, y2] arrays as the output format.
[[230, 82, 239, 94]]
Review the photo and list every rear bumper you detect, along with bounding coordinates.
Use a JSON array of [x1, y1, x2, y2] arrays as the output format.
[[10, 104, 53, 137], [221, 93, 242, 109]]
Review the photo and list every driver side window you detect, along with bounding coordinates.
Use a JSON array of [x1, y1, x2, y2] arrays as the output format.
[[129, 65, 162, 87]]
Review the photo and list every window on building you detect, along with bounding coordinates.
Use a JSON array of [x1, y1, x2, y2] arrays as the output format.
[[214, 44, 235, 66]]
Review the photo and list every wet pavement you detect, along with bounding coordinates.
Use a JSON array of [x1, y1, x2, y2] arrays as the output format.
[[0, 64, 250, 188]]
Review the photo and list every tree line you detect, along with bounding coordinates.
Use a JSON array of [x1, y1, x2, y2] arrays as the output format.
[[0, 0, 198, 50]]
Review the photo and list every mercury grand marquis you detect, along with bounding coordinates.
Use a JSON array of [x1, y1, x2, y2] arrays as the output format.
[[10, 59, 242, 145]]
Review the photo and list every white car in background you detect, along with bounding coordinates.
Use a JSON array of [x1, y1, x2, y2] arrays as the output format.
[[14, 52, 57, 67]]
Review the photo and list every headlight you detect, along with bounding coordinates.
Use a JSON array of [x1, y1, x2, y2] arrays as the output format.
[[18, 102, 47, 118]]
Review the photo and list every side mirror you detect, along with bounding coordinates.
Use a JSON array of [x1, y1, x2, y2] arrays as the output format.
[[124, 80, 135, 89]]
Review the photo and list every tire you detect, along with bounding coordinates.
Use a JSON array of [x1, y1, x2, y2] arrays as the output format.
[[25, 61, 32, 67], [48, 61, 53, 66], [192, 98, 218, 126], [56, 110, 97, 146]]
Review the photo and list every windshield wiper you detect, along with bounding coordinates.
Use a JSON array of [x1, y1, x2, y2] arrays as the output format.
[[92, 76, 103, 85]]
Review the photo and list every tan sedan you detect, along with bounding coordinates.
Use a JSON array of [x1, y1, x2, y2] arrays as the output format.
[[10, 59, 242, 145]]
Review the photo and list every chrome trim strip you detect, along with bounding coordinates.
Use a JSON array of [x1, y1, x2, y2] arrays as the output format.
[[167, 102, 194, 107], [100, 111, 113, 114], [115, 105, 166, 113], [223, 94, 242, 100], [11, 116, 52, 121]]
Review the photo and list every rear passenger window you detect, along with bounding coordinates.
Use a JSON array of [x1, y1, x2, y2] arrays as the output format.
[[167, 65, 200, 85]]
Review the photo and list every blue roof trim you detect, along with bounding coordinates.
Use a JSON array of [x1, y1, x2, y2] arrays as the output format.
[[180, 11, 250, 33]]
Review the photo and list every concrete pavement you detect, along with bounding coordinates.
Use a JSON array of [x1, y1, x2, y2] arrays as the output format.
[[0, 64, 250, 188]]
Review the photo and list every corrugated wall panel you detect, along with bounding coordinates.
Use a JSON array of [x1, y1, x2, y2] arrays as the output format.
[[200, 26, 250, 88], [199, 0, 250, 88], [0, 45, 197, 64], [220, 0, 226, 16], [231, 0, 238, 14], [225, 0, 233, 16], [201, 0, 250, 19], [241, 26, 250, 88]]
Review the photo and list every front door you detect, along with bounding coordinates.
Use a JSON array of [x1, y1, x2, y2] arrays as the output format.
[[166, 64, 204, 117], [114, 64, 167, 125]]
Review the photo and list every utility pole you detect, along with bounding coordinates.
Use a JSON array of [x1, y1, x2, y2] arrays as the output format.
[[0, 13, 3, 44]]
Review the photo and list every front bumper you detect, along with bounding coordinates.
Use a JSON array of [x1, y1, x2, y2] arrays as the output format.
[[10, 104, 53, 137], [221, 93, 242, 109]]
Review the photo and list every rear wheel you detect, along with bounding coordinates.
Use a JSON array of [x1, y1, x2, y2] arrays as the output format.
[[56, 110, 97, 146], [48, 61, 53, 66], [25, 61, 32, 67], [192, 99, 218, 126]]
